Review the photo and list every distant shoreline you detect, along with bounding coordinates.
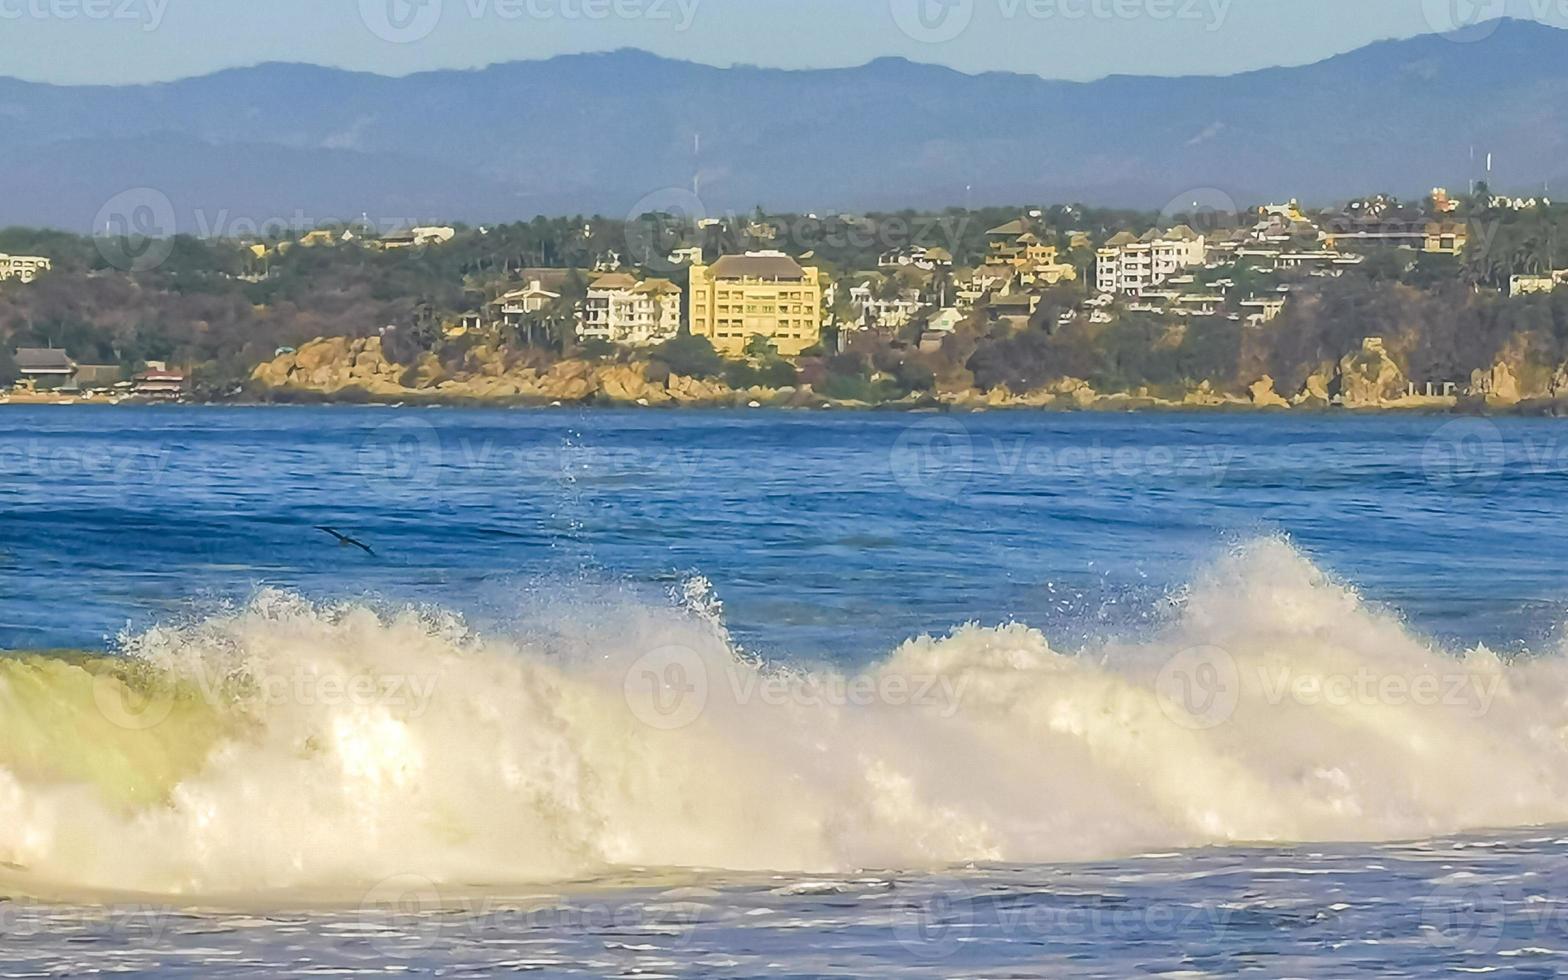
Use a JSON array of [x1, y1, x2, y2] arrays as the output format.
[[3, 394, 1562, 417]]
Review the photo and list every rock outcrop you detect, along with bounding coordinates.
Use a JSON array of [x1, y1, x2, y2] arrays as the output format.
[[251, 332, 1568, 414], [1248, 376, 1289, 409], [1333, 337, 1406, 408], [1293, 368, 1333, 407], [251, 337, 790, 406], [252, 336, 407, 396], [1183, 380, 1228, 407], [1470, 361, 1522, 406]]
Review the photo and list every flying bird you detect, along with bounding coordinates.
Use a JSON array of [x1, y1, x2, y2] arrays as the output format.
[[315, 526, 375, 556]]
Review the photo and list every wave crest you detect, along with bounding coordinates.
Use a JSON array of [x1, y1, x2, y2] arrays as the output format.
[[3, 538, 1567, 898]]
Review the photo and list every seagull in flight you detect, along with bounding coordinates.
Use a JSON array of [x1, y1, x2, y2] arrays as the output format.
[[315, 526, 376, 557]]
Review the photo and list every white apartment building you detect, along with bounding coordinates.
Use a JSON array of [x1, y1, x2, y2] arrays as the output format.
[[0, 254, 52, 283], [849, 279, 924, 330], [578, 272, 681, 346], [1095, 226, 1205, 294]]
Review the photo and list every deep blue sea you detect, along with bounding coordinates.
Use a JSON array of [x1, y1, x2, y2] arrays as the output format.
[[5, 406, 1568, 978], [1, 406, 1561, 655]]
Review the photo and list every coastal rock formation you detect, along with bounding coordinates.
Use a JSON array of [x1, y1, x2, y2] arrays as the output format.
[[249, 333, 1530, 413], [1248, 376, 1289, 409], [666, 374, 732, 404], [1545, 363, 1568, 400], [597, 364, 669, 404], [252, 336, 407, 395], [1183, 381, 1228, 407], [1050, 378, 1098, 408], [1334, 338, 1406, 409], [250, 336, 775, 406], [1470, 361, 1522, 406], [1293, 369, 1333, 407]]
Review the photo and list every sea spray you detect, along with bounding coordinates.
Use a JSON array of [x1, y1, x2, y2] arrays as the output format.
[[2, 537, 1568, 898]]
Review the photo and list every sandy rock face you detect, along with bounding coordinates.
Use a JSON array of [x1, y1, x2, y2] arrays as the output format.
[[412, 353, 443, 388], [251, 336, 405, 395], [598, 363, 670, 404], [1548, 363, 1568, 398], [291, 338, 348, 372], [1183, 381, 1228, 407], [250, 355, 295, 388], [1333, 338, 1405, 408], [1248, 376, 1289, 409], [1044, 378, 1097, 407], [1293, 369, 1332, 407], [1470, 361, 1522, 406], [666, 374, 730, 404]]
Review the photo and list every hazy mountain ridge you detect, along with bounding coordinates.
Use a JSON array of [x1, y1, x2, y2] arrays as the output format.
[[2, 19, 1566, 231]]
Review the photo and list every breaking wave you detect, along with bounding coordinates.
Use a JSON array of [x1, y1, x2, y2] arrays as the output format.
[[4, 538, 1568, 899]]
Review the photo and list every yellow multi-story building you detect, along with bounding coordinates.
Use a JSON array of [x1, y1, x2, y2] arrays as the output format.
[[688, 251, 823, 356]]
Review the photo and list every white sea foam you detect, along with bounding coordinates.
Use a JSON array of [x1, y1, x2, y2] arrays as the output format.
[[3, 537, 1568, 898]]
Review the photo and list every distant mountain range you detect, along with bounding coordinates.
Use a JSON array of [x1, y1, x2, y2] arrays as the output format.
[[2, 18, 1567, 232]]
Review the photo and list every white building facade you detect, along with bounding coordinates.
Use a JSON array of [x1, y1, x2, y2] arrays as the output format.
[[0, 254, 52, 283], [1095, 227, 1206, 294], [578, 273, 681, 346]]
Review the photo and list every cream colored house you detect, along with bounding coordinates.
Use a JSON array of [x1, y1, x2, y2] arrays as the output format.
[[848, 276, 924, 331], [1423, 221, 1468, 255], [688, 251, 823, 356], [1240, 297, 1287, 324], [578, 273, 681, 347], [492, 279, 562, 330], [1095, 225, 1206, 294], [1510, 272, 1568, 297], [0, 254, 52, 283], [955, 265, 1015, 309], [379, 226, 456, 249], [984, 219, 1078, 284]]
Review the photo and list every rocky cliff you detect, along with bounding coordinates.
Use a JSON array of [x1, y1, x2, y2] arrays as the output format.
[[251, 337, 809, 407], [251, 333, 1568, 414]]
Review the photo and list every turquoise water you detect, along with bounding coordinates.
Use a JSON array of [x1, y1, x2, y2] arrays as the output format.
[[5, 406, 1568, 977]]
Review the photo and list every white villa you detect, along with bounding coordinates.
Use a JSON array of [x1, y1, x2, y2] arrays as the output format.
[[578, 273, 681, 346], [1511, 271, 1568, 297], [926, 307, 964, 333], [1095, 226, 1205, 294], [849, 277, 924, 330], [1240, 297, 1287, 325], [380, 226, 456, 249], [955, 265, 1015, 309], [493, 279, 562, 329], [0, 254, 52, 283]]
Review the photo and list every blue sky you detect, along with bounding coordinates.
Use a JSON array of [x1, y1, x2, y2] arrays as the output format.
[[0, 0, 1560, 84]]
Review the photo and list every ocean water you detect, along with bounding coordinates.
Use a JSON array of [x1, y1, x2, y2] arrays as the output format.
[[4, 406, 1568, 976]]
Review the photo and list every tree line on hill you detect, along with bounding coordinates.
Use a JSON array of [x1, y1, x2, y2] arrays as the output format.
[[3, 199, 1568, 402]]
